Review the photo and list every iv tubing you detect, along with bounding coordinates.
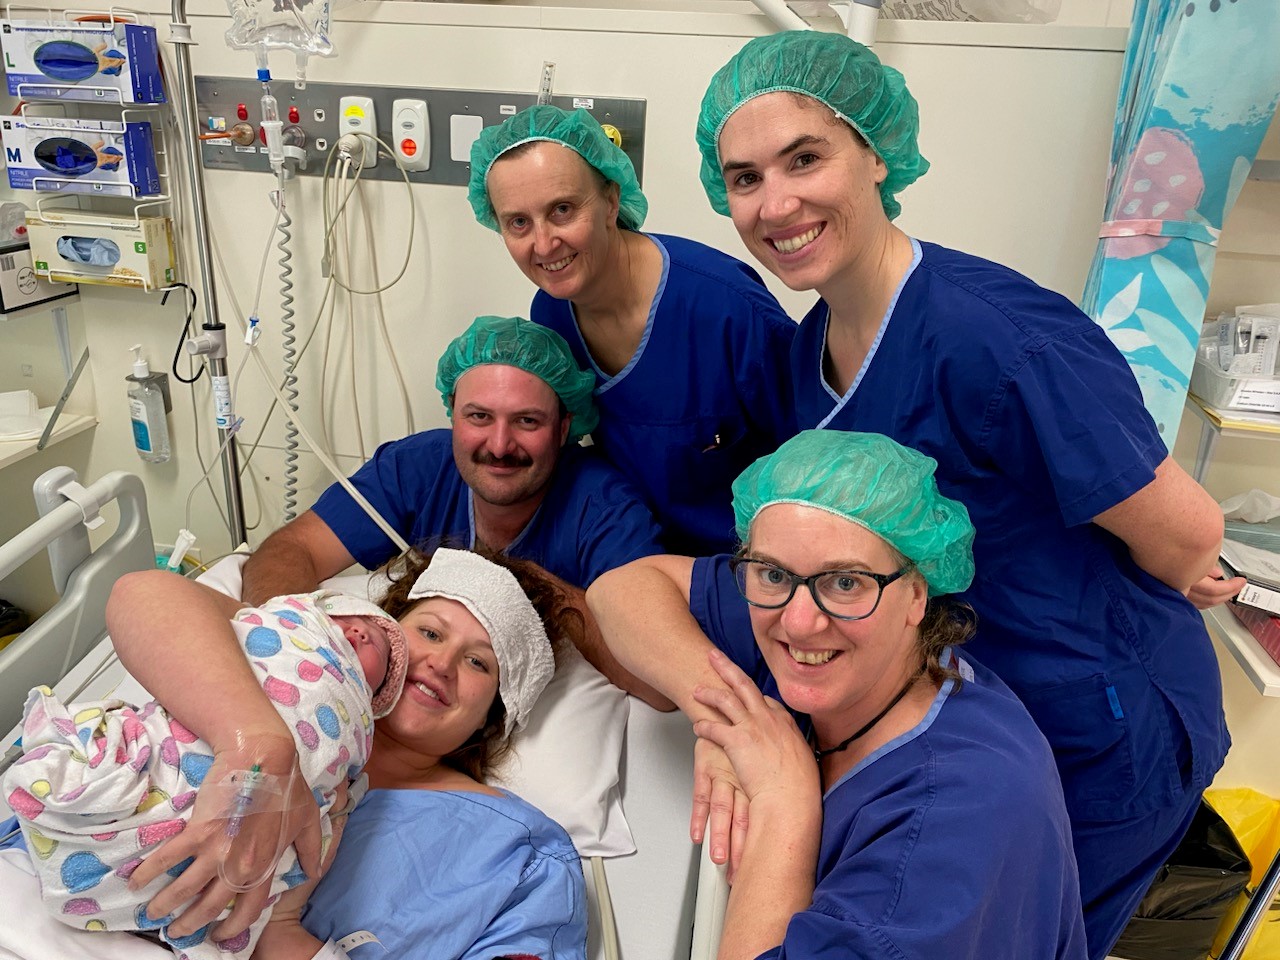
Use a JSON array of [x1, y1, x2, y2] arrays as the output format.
[[169, 0, 248, 545], [242, 325, 411, 553]]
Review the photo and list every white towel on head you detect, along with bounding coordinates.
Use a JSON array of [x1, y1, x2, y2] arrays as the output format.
[[407, 549, 555, 735]]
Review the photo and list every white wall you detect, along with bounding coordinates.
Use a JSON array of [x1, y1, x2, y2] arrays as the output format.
[[4, 1, 1130, 562], [3, 0, 1278, 796]]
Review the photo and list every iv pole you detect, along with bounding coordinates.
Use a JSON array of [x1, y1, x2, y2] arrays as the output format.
[[167, 0, 248, 547]]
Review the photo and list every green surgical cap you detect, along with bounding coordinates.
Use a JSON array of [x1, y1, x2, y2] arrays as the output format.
[[436, 315, 599, 442], [468, 105, 648, 232], [696, 31, 929, 221], [732, 431, 974, 597]]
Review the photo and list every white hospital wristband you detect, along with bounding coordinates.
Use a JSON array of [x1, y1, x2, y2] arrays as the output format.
[[310, 940, 348, 960]]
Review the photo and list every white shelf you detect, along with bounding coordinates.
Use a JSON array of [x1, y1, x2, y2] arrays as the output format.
[[1185, 395, 1280, 485], [1186, 394, 1280, 438], [1204, 605, 1280, 698], [0, 413, 96, 471]]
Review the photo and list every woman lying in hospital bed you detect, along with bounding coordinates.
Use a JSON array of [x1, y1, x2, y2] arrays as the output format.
[[590, 430, 1089, 959], [4, 579, 412, 956], [2, 547, 587, 960]]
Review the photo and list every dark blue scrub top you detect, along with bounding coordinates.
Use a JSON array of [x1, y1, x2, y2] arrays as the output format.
[[688, 556, 1088, 960], [532, 233, 797, 556], [311, 429, 663, 588], [791, 240, 1228, 820]]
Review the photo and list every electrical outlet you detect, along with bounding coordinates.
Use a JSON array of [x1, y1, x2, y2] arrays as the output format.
[[338, 96, 377, 168], [21, 363, 33, 377]]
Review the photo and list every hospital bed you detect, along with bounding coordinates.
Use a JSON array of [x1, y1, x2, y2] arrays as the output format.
[[0, 467, 729, 960]]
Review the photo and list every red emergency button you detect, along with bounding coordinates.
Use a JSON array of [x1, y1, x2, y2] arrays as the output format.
[[400, 138, 418, 157], [237, 102, 248, 121], [288, 106, 300, 123]]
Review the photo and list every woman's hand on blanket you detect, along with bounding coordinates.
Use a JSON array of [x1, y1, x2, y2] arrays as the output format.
[[129, 733, 323, 938], [692, 650, 820, 861]]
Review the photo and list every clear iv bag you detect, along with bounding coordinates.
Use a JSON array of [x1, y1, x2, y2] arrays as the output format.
[[224, 0, 335, 85]]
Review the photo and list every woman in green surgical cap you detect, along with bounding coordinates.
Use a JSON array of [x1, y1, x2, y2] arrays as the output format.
[[695, 30, 1229, 960], [587, 430, 1087, 960], [468, 105, 797, 557]]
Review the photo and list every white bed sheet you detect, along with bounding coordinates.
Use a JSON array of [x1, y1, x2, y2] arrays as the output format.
[[0, 849, 169, 960]]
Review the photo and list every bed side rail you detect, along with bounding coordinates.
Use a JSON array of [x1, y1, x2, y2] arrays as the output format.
[[0, 468, 153, 735]]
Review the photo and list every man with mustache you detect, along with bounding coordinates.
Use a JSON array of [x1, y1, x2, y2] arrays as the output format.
[[241, 317, 664, 620]]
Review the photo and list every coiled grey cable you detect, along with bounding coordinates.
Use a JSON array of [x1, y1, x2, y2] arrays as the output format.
[[273, 185, 302, 523]]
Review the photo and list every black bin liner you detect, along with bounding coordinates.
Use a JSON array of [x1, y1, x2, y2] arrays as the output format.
[[1113, 800, 1252, 960], [0, 599, 29, 638]]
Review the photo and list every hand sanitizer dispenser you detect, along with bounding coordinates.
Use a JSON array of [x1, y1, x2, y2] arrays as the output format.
[[127, 344, 171, 463]]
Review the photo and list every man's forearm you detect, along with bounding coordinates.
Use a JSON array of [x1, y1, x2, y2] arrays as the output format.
[[242, 512, 358, 605], [241, 537, 327, 606]]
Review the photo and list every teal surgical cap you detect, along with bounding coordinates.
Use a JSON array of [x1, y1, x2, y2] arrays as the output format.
[[468, 105, 648, 232], [436, 315, 599, 442], [696, 31, 929, 221], [732, 430, 975, 596]]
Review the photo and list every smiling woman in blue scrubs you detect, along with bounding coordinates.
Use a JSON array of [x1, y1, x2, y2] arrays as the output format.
[[692, 31, 1232, 960], [468, 106, 797, 556], [589, 431, 1087, 959]]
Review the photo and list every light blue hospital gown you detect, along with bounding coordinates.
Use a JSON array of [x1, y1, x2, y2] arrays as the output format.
[[1, 593, 376, 960], [303, 788, 587, 959]]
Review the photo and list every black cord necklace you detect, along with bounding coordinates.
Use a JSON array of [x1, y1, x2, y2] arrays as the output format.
[[812, 667, 924, 760]]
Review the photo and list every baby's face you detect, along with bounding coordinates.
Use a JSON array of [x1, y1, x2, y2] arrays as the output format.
[[331, 615, 390, 691]]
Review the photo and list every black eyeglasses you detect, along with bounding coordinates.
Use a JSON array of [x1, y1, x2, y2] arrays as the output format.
[[728, 556, 913, 621]]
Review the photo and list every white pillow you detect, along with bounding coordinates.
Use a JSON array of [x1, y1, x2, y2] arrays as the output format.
[[196, 556, 635, 857]]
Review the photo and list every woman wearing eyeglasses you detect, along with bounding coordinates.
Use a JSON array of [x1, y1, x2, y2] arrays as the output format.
[[588, 430, 1087, 960]]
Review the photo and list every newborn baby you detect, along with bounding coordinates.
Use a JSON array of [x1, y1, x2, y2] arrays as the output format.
[[3, 587, 408, 960]]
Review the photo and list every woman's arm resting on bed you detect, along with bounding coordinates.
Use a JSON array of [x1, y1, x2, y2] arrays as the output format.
[[588, 556, 751, 871], [587, 556, 725, 720]]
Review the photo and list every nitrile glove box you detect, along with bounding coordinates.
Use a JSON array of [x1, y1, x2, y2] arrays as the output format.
[[26, 209, 176, 289], [1, 116, 160, 196], [0, 19, 164, 104]]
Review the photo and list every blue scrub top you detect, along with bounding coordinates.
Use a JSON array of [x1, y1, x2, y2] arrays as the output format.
[[791, 240, 1228, 820], [303, 788, 587, 960], [311, 429, 663, 588], [532, 233, 797, 556], [688, 556, 1088, 960]]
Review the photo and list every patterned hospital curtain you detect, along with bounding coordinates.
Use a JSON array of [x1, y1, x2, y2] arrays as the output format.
[[1079, 0, 1280, 444]]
